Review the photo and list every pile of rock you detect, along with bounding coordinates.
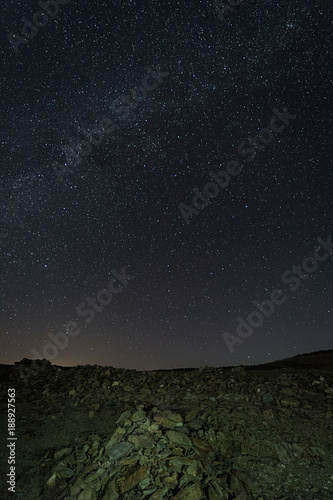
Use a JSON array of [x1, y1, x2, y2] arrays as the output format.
[[1, 359, 333, 499], [45, 407, 260, 499]]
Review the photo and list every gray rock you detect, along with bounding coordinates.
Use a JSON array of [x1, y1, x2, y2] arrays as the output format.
[[131, 410, 146, 422], [165, 430, 192, 449], [54, 447, 73, 461], [128, 434, 154, 449], [53, 463, 74, 478], [77, 487, 97, 500], [262, 393, 274, 403], [115, 409, 131, 424], [108, 441, 132, 461], [173, 482, 202, 499]]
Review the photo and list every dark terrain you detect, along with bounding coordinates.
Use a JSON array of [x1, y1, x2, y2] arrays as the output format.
[[1, 350, 333, 499]]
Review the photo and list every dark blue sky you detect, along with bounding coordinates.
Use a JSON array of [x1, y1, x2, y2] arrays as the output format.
[[1, 0, 332, 370]]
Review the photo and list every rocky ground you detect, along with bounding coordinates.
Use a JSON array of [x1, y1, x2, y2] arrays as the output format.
[[1, 351, 333, 499]]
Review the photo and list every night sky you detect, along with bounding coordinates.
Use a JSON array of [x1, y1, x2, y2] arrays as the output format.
[[1, 0, 332, 371]]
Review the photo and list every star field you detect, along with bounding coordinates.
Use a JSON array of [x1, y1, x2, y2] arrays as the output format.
[[0, 0, 332, 370]]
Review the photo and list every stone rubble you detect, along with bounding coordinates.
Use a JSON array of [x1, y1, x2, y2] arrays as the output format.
[[0, 358, 332, 499]]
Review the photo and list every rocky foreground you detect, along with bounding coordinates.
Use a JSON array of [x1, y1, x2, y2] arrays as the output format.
[[1, 354, 333, 500]]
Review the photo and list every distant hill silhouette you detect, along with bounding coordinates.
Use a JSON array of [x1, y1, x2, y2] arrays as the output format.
[[1, 349, 332, 374], [246, 349, 333, 372]]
